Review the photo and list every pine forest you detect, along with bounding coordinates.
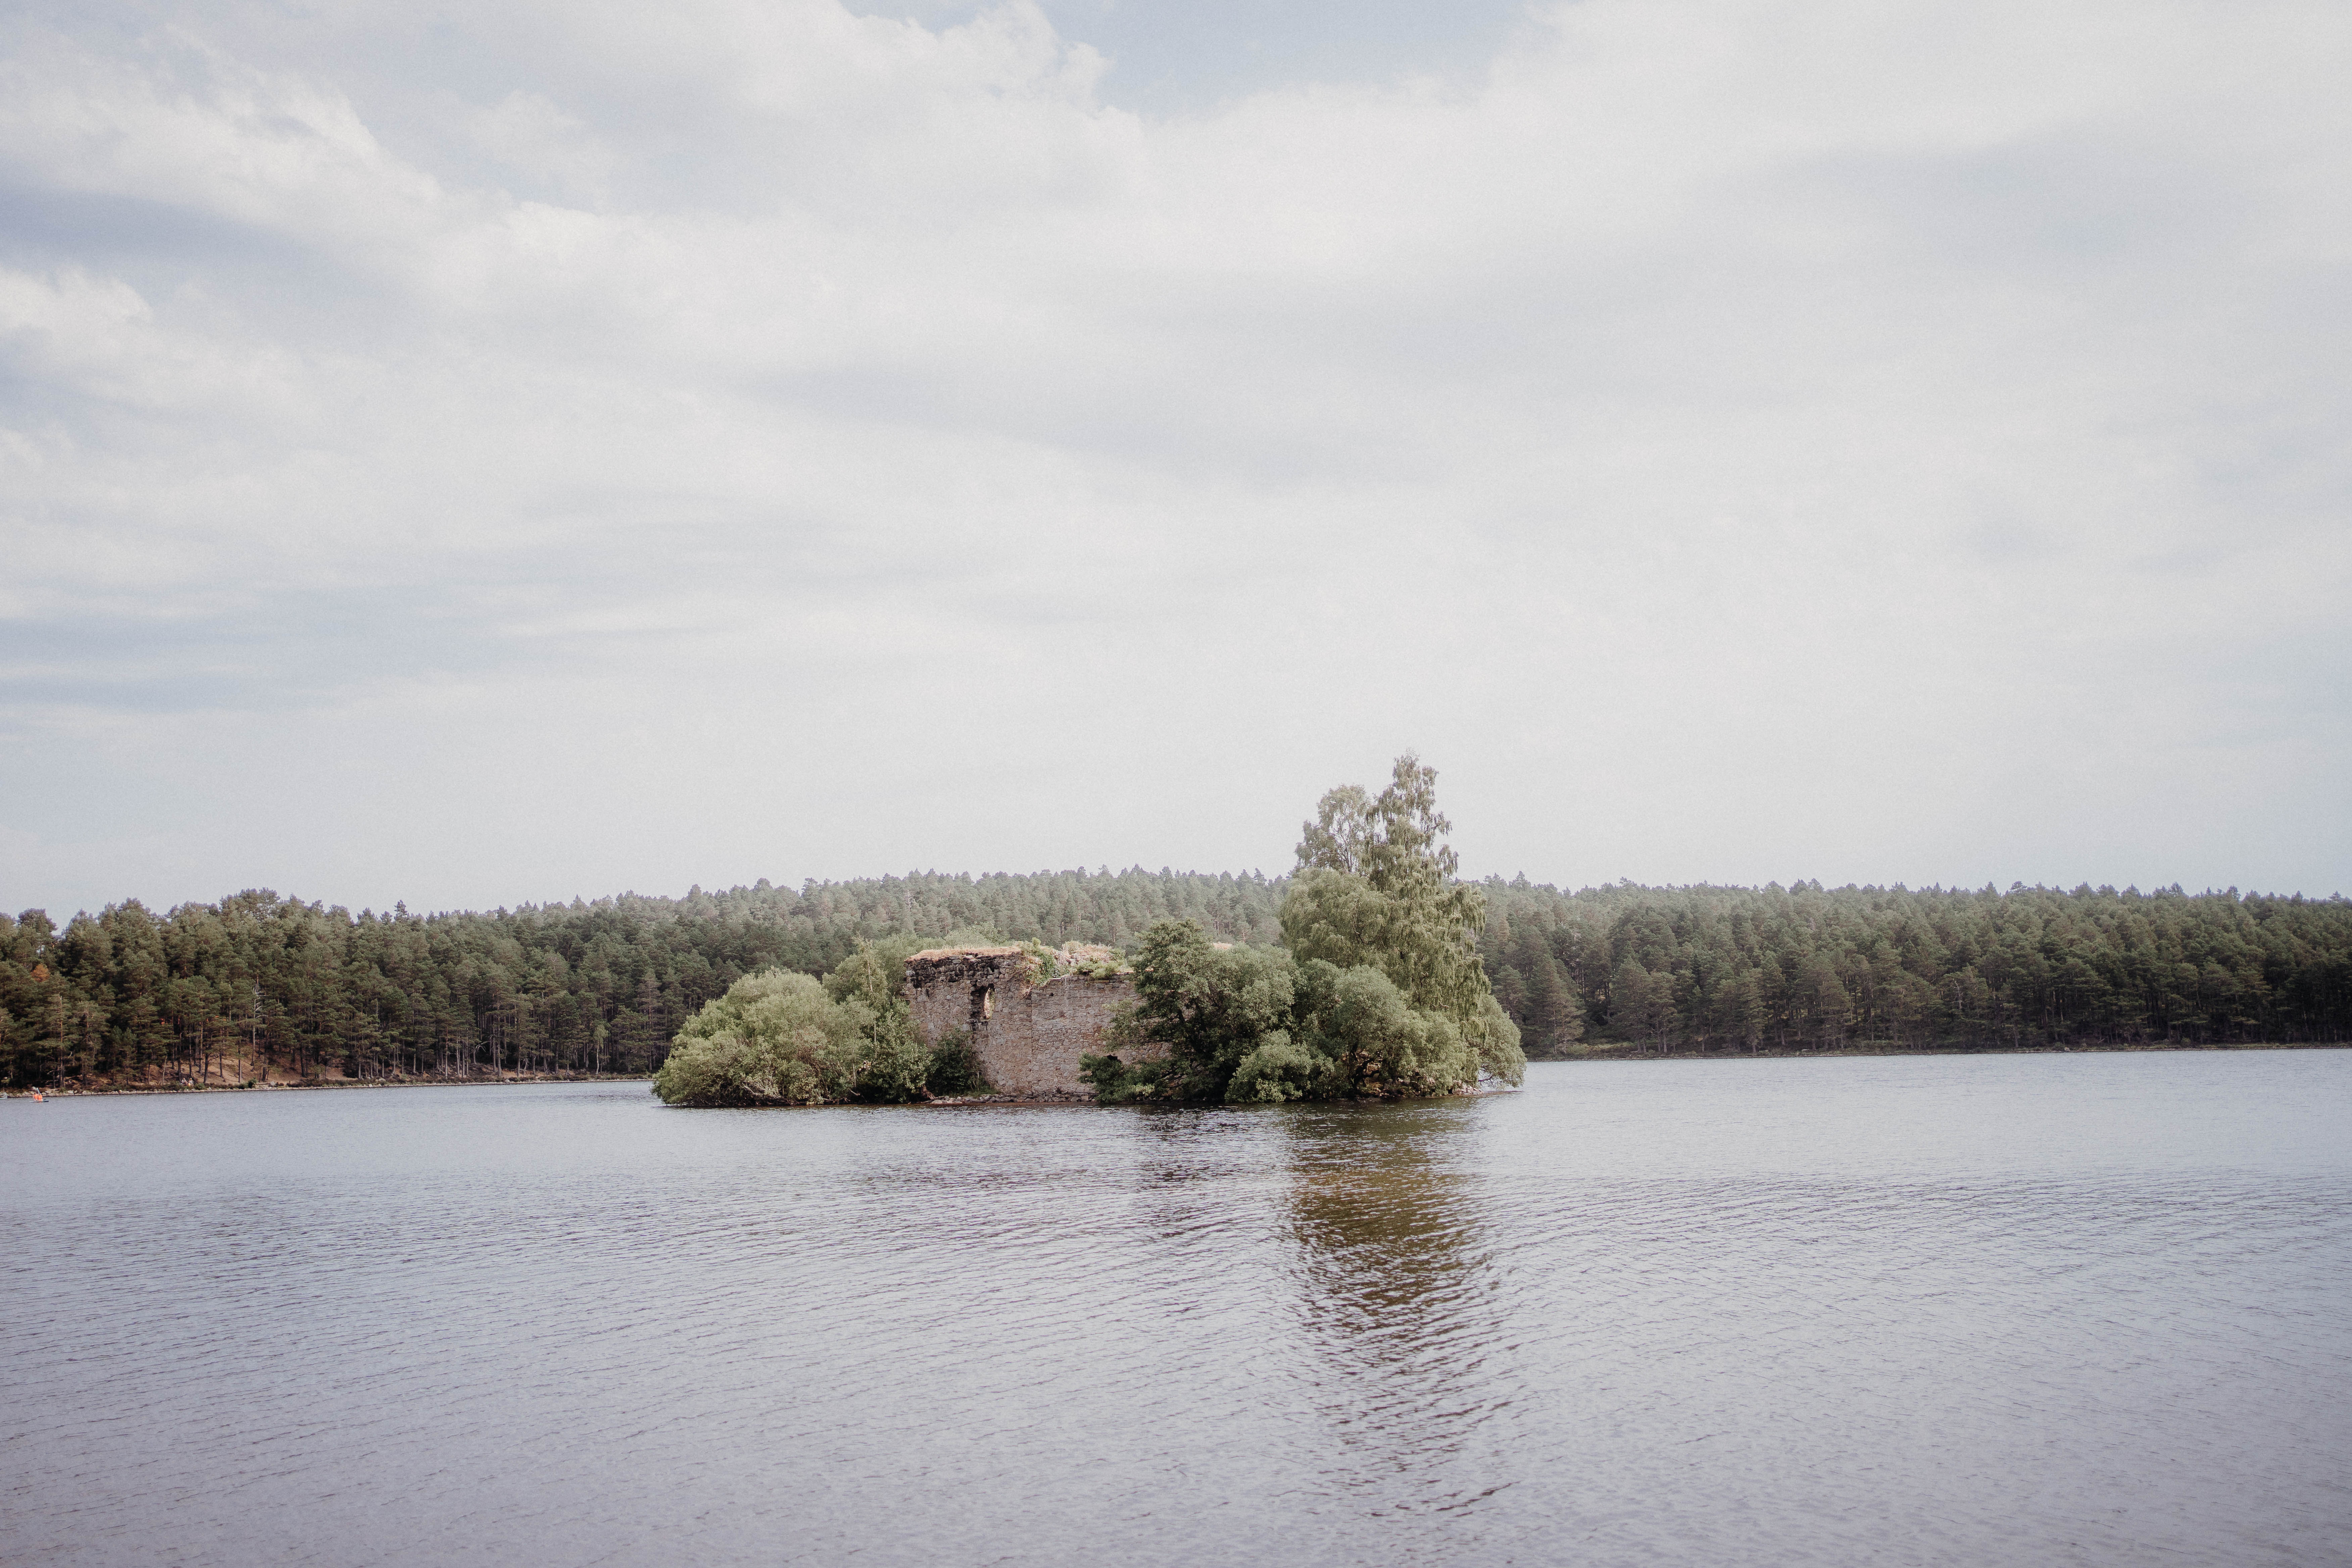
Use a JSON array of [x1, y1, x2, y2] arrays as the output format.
[[2, 871, 2347, 1089]]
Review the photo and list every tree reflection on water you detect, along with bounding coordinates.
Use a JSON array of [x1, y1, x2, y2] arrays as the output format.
[[1275, 1099, 1518, 1516]]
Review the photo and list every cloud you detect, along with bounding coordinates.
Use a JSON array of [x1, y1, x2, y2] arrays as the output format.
[[0, 0, 2346, 916]]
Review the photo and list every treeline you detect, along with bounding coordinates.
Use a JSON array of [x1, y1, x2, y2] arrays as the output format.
[[5, 869, 2347, 1088], [1479, 879, 2352, 1055], [0, 870, 1284, 1089]]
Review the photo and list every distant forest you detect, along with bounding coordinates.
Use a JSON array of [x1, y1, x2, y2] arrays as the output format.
[[2, 871, 2347, 1087]]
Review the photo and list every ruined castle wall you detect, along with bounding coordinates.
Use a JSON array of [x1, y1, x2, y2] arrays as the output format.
[[974, 975, 1155, 1097], [905, 949, 1028, 1054], [902, 948, 1163, 1097]]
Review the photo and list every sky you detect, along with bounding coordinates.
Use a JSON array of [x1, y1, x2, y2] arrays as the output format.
[[0, 0, 2347, 919]]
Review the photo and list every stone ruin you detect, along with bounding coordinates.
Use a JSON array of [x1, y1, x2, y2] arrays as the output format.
[[902, 943, 1165, 1097]]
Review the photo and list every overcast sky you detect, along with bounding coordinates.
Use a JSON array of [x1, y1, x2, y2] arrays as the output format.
[[1, 0, 2346, 919]]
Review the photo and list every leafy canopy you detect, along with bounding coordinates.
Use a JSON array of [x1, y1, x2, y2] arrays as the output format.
[[1085, 754, 1523, 1103], [652, 933, 973, 1106]]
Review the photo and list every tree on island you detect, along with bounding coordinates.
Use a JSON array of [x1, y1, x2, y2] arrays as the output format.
[[650, 931, 985, 1106], [651, 755, 1524, 1107], [1081, 754, 1526, 1102]]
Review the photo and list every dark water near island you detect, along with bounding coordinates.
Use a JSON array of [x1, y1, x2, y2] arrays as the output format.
[[4, 1053, 2349, 1567]]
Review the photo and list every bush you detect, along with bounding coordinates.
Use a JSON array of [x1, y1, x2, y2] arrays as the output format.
[[651, 970, 876, 1106], [654, 939, 1014, 1106], [1100, 918, 1517, 1105], [925, 1028, 985, 1096], [1077, 1049, 1169, 1102]]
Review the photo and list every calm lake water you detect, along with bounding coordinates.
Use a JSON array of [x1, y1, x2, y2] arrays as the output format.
[[4, 1052, 2349, 1567]]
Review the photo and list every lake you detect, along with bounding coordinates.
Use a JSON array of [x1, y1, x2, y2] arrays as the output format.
[[4, 1051, 2348, 1566]]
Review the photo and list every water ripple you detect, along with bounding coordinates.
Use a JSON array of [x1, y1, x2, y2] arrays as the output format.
[[4, 1053, 2350, 1566]]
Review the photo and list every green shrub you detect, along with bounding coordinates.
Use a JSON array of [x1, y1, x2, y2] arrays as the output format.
[[657, 934, 988, 1106], [1102, 915, 1520, 1105], [925, 1027, 986, 1096], [1077, 1049, 1169, 1102], [651, 969, 875, 1106]]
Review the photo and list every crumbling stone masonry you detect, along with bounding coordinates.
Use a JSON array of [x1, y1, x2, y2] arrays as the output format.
[[902, 945, 1162, 1098]]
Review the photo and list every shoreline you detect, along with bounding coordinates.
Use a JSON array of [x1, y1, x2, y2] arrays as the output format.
[[12, 1040, 2344, 1099], [1534, 1039, 2345, 1064], [5, 1073, 653, 1098]]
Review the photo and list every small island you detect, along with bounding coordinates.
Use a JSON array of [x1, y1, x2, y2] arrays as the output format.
[[7, 764, 2347, 1096], [652, 755, 1527, 1107]]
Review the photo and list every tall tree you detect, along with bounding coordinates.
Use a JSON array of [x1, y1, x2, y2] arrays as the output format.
[[1283, 753, 1521, 1080]]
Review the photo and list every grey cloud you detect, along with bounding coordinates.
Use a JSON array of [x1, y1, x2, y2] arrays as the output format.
[[855, 0, 1540, 110], [1797, 135, 2254, 272], [0, 0, 2346, 918]]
